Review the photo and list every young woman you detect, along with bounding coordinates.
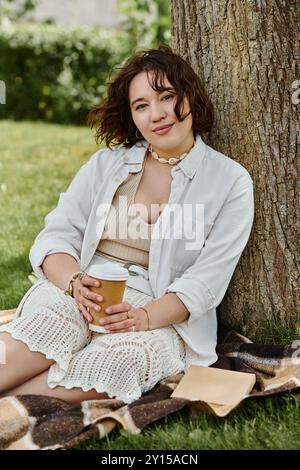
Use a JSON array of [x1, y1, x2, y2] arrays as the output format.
[[0, 45, 254, 404]]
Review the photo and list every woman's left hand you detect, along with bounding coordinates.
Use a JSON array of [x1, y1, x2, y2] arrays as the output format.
[[99, 302, 148, 333]]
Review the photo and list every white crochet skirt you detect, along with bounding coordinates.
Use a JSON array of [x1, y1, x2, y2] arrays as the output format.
[[0, 279, 186, 403]]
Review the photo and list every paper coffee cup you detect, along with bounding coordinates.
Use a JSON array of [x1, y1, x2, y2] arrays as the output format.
[[85, 260, 129, 333]]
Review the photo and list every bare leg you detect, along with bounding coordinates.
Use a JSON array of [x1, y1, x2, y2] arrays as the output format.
[[1, 370, 109, 404], [0, 332, 55, 394]]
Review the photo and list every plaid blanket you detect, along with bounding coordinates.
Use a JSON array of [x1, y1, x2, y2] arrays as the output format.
[[0, 309, 300, 450]]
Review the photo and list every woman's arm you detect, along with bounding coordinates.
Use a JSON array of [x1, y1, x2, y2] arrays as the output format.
[[42, 252, 108, 321], [29, 150, 102, 279], [41, 253, 81, 291], [142, 292, 190, 329], [102, 292, 190, 332]]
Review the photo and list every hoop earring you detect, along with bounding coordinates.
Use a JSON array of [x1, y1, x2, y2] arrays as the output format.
[[135, 129, 143, 139]]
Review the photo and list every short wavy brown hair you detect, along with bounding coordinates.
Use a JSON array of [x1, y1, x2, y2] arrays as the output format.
[[87, 44, 214, 148]]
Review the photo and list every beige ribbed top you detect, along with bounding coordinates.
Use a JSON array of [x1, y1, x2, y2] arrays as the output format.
[[97, 157, 154, 268]]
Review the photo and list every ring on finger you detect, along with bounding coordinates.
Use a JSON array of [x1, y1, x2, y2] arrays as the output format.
[[127, 311, 133, 319]]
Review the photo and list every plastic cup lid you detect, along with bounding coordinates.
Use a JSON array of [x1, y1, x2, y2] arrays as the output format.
[[85, 261, 129, 281]]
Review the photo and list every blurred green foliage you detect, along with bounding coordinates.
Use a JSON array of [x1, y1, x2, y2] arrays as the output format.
[[0, 1, 171, 124], [0, 0, 38, 22], [118, 0, 171, 48], [0, 24, 130, 124]]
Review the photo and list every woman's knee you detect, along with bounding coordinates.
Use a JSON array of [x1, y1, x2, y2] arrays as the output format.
[[0, 331, 51, 366], [0, 332, 55, 395], [0, 332, 26, 360]]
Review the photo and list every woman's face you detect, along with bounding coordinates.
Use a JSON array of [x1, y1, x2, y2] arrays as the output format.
[[129, 71, 194, 157]]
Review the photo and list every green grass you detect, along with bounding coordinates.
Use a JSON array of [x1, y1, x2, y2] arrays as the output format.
[[0, 120, 98, 309], [1, 120, 299, 450]]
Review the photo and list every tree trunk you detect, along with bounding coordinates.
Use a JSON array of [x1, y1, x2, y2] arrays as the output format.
[[171, 0, 299, 338]]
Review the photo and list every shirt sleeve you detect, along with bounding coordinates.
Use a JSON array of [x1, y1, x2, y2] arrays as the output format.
[[29, 152, 99, 279], [166, 173, 254, 325]]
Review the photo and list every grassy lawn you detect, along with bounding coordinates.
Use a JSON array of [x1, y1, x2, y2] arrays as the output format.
[[0, 120, 98, 310], [0, 120, 299, 450]]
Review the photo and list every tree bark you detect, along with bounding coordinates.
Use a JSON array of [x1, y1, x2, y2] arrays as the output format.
[[171, 0, 299, 338]]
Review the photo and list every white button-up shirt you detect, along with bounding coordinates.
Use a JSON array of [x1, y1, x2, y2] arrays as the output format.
[[29, 134, 254, 367]]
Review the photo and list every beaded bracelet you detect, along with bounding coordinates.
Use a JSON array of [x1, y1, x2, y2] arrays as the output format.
[[139, 306, 151, 331], [64, 271, 85, 297]]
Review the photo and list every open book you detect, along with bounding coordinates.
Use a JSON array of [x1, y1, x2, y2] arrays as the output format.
[[171, 365, 256, 417]]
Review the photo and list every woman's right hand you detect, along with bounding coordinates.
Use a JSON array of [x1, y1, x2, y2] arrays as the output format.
[[72, 275, 103, 322]]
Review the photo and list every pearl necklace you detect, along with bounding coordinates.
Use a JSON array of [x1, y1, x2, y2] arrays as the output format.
[[148, 141, 195, 165]]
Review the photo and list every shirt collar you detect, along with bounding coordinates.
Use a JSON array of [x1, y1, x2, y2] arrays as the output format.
[[122, 134, 206, 179]]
